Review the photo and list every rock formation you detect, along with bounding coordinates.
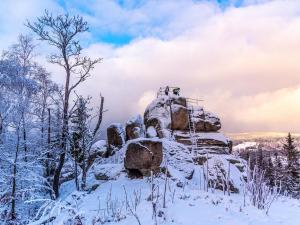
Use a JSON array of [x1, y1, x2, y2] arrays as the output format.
[[100, 87, 244, 193]]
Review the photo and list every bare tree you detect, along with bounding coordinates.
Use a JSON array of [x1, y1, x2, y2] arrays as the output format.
[[4, 35, 37, 162], [27, 11, 102, 198]]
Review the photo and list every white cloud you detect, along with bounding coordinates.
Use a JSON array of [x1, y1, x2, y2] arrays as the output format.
[[0, 0, 63, 50], [75, 0, 300, 133], [1, 0, 300, 134]]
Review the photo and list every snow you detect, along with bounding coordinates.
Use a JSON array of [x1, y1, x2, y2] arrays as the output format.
[[91, 140, 107, 153], [233, 142, 258, 152], [174, 131, 229, 144], [126, 114, 143, 126], [145, 96, 172, 129], [147, 126, 157, 138], [92, 163, 124, 180], [197, 132, 229, 144], [31, 165, 300, 225], [27, 137, 300, 225], [21, 95, 300, 225]]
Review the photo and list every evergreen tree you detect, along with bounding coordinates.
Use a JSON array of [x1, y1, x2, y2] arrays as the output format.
[[273, 152, 283, 187], [282, 133, 300, 197], [70, 96, 91, 190], [264, 154, 274, 187]]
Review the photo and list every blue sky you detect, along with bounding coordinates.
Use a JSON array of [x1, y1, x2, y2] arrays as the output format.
[[55, 0, 247, 46]]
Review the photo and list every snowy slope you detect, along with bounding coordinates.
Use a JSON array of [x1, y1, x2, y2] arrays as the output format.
[[28, 138, 300, 225], [30, 167, 300, 225]]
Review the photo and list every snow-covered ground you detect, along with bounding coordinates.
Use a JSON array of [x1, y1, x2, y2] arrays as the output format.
[[233, 142, 258, 153], [29, 162, 300, 225], [25, 136, 300, 225]]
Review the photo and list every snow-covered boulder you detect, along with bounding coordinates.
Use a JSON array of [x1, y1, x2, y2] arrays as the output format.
[[124, 138, 163, 176], [93, 163, 123, 180], [125, 115, 145, 140], [144, 96, 189, 136], [107, 123, 125, 152], [192, 106, 221, 132], [144, 96, 221, 134], [144, 96, 171, 138]]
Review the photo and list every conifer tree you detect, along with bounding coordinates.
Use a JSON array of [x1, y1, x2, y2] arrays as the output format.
[[70, 96, 91, 190], [273, 152, 283, 187], [282, 133, 300, 197], [264, 154, 274, 187]]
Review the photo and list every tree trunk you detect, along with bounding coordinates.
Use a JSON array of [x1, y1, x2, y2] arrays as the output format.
[[81, 137, 86, 190], [22, 114, 27, 162], [74, 149, 79, 191], [46, 108, 51, 178], [52, 66, 70, 198], [92, 96, 104, 137], [0, 113, 3, 144], [11, 127, 20, 220]]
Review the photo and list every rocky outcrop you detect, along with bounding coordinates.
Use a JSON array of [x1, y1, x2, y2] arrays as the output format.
[[144, 96, 221, 133], [125, 115, 145, 140], [107, 123, 125, 151], [124, 138, 163, 176], [85, 88, 245, 194], [102, 89, 233, 180]]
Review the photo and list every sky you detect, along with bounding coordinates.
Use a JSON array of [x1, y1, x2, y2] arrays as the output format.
[[1, 0, 300, 135]]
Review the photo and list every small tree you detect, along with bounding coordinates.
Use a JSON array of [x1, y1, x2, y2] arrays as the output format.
[[282, 133, 300, 197], [27, 11, 101, 198], [70, 96, 91, 190], [264, 154, 274, 187], [70, 95, 105, 190]]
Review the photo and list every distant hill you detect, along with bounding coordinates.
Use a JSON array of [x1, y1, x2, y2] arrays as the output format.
[[226, 132, 300, 140]]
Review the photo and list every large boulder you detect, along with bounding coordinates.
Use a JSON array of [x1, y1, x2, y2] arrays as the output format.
[[124, 139, 163, 176], [107, 123, 125, 151], [171, 104, 189, 130], [125, 115, 145, 140], [144, 96, 189, 137], [144, 96, 171, 137]]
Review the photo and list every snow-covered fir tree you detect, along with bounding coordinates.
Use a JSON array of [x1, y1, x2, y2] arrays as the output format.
[[282, 133, 300, 197]]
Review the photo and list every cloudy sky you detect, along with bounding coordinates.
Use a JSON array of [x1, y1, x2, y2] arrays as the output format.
[[1, 0, 300, 134]]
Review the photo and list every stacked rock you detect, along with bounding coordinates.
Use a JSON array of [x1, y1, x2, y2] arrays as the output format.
[[106, 90, 232, 177]]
